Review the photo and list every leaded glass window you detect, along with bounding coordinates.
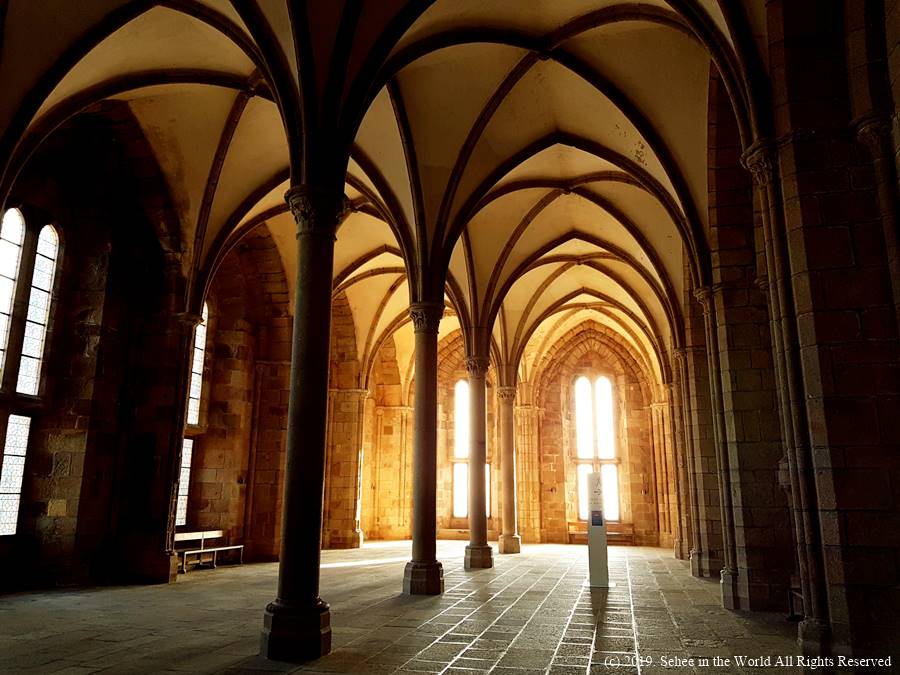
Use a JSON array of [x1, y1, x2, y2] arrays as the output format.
[[574, 376, 620, 521], [17, 226, 59, 394], [0, 415, 32, 535]]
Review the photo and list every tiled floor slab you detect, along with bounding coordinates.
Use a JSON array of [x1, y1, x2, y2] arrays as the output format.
[[0, 542, 800, 674]]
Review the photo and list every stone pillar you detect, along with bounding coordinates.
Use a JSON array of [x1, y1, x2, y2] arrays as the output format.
[[403, 301, 444, 594], [694, 286, 740, 608], [464, 356, 493, 569], [260, 186, 349, 662], [743, 142, 829, 652], [497, 386, 521, 554], [673, 349, 702, 568]]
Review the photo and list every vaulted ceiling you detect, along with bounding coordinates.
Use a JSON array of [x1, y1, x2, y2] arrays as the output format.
[[0, 0, 770, 392]]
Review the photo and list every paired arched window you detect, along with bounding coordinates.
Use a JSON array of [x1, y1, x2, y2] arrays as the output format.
[[452, 380, 490, 519], [0, 208, 61, 535], [176, 303, 209, 527], [574, 375, 620, 521]]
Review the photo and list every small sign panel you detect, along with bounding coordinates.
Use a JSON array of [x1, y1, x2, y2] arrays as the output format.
[[591, 510, 604, 527]]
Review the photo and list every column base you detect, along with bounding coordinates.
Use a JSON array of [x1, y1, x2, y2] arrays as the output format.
[[260, 598, 331, 662], [720, 567, 740, 610], [403, 560, 444, 595], [465, 544, 494, 569], [798, 617, 830, 657], [498, 534, 521, 554], [689, 549, 722, 578]]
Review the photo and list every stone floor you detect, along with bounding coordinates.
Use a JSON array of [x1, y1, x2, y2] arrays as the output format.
[[0, 542, 802, 674]]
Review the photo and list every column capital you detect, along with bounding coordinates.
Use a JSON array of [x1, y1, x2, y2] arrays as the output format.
[[465, 355, 490, 376], [497, 386, 517, 402], [174, 311, 202, 332], [409, 302, 443, 334], [754, 274, 769, 292], [740, 140, 777, 188], [285, 185, 350, 239], [693, 286, 712, 314], [854, 113, 893, 158]]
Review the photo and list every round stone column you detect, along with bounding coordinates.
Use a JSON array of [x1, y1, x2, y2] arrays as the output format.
[[464, 356, 493, 569], [260, 185, 348, 662], [497, 386, 521, 554], [403, 301, 445, 594]]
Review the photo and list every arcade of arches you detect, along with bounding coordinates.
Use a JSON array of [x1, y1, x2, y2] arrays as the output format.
[[0, 0, 898, 668]]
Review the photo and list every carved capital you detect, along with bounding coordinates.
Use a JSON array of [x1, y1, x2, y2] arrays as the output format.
[[754, 274, 769, 292], [285, 185, 350, 238], [465, 356, 490, 376], [672, 347, 686, 362], [497, 386, 517, 403], [855, 114, 893, 158], [693, 286, 712, 314], [174, 311, 202, 332], [741, 140, 776, 188], [409, 302, 443, 334]]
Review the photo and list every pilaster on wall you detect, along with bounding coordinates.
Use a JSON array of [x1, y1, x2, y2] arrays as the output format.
[[514, 397, 542, 543], [680, 335, 724, 576]]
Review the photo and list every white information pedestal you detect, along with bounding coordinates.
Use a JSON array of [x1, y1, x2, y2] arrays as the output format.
[[587, 472, 612, 588]]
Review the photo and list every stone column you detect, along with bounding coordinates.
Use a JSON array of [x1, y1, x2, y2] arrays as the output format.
[[464, 356, 493, 568], [403, 301, 445, 594], [260, 185, 349, 662], [694, 286, 740, 608], [497, 386, 521, 554]]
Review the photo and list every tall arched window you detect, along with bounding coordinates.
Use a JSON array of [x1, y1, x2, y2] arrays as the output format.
[[0, 209, 25, 375], [17, 226, 60, 395], [176, 303, 208, 527], [0, 209, 62, 536], [575, 375, 619, 521], [452, 379, 490, 519]]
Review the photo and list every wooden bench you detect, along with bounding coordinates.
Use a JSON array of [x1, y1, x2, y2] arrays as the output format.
[[175, 530, 244, 573]]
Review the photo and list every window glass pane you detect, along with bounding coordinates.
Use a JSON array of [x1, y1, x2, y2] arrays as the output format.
[[454, 380, 469, 459], [601, 464, 619, 521], [0, 277, 14, 314], [175, 438, 193, 526], [0, 495, 21, 536], [185, 304, 208, 425], [16, 227, 60, 395], [577, 464, 592, 521], [36, 225, 58, 258], [1, 209, 25, 244], [575, 376, 594, 459], [453, 462, 468, 518], [0, 415, 32, 535], [595, 377, 615, 459], [0, 240, 20, 279]]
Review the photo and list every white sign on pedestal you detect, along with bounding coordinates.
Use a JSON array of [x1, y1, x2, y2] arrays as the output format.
[[587, 472, 612, 588]]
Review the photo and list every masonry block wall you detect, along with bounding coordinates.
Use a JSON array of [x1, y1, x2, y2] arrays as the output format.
[[767, 0, 900, 653], [322, 292, 365, 548], [360, 334, 412, 540]]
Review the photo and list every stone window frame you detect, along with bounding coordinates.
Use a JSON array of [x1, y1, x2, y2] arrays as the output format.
[[0, 205, 65, 537], [568, 369, 622, 523]]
